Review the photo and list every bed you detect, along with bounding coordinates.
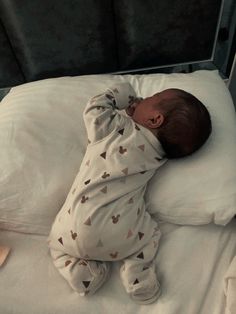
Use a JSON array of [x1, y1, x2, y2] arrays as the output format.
[[0, 1, 236, 314]]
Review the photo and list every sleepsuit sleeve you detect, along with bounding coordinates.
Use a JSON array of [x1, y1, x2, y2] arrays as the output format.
[[83, 82, 136, 143]]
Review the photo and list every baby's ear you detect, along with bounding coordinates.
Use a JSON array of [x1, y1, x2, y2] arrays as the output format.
[[147, 113, 164, 129]]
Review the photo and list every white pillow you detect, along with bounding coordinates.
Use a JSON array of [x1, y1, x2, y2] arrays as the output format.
[[0, 75, 123, 234], [0, 70, 235, 235], [142, 71, 236, 225]]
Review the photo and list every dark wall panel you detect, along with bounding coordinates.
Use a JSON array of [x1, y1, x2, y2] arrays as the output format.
[[0, 0, 225, 87], [114, 0, 222, 70], [0, 0, 118, 82], [0, 21, 24, 87]]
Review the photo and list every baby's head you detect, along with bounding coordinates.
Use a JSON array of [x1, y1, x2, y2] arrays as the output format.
[[127, 88, 212, 159]]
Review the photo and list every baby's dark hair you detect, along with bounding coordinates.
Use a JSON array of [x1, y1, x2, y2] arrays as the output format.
[[156, 89, 212, 159]]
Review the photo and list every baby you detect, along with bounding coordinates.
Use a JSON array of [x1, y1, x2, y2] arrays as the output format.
[[48, 82, 211, 304]]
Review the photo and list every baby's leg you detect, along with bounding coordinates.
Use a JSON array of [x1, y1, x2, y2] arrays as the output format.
[[50, 249, 111, 296], [120, 225, 161, 304]]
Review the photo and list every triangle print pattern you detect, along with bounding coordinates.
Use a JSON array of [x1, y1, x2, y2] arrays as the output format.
[[84, 217, 92, 226], [96, 239, 104, 247], [100, 152, 106, 159]]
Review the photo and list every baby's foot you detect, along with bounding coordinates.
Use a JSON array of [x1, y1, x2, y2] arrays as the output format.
[[78, 260, 111, 296], [130, 277, 161, 304], [120, 263, 161, 304]]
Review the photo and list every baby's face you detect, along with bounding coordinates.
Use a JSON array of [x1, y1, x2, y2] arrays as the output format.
[[126, 89, 177, 127]]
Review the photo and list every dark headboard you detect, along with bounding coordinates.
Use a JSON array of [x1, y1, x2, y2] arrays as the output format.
[[0, 0, 223, 88]]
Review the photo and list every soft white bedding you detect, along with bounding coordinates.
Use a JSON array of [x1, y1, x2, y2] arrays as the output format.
[[1, 219, 236, 314], [224, 255, 236, 314], [1, 71, 236, 236], [1, 70, 236, 313]]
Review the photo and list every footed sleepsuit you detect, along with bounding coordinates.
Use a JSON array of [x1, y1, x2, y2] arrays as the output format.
[[48, 82, 167, 303]]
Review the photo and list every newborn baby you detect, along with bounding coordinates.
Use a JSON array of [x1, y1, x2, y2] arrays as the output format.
[[48, 82, 211, 304]]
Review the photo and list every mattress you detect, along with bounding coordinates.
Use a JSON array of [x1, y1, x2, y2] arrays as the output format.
[[1, 219, 236, 314]]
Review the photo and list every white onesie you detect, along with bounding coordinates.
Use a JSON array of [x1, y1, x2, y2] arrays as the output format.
[[48, 82, 167, 304]]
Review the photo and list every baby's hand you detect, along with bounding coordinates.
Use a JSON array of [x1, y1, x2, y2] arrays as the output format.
[[125, 97, 143, 116]]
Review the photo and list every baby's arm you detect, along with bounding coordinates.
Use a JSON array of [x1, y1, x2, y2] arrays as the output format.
[[83, 82, 136, 143]]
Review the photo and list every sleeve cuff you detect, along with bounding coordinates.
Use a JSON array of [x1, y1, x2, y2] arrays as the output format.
[[107, 82, 137, 110]]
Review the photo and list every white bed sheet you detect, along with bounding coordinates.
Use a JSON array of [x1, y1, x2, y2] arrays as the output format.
[[0, 219, 236, 314]]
